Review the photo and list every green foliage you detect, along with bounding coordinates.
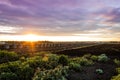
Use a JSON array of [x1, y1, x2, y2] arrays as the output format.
[[0, 72, 18, 80], [79, 57, 94, 66], [0, 61, 20, 73], [20, 56, 26, 62], [70, 57, 94, 66], [35, 51, 50, 57], [90, 55, 98, 61], [26, 56, 43, 69], [98, 54, 109, 62], [18, 65, 34, 80], [116, 68, 120, 74], [69, 62, 82, 72], [114, 59, 120, 66], [111, 67, 120, 80], [46, 54, 59, 69], [83, 54, 91, 59], [58, 55, 69, 66], [96, 69, 104, 74], [0, 50, 18, 63], [33, 66, 69, 80], [111, 74, 120, 80]]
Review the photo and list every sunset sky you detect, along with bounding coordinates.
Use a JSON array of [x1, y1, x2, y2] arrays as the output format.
[[0, 0, 120, 41]]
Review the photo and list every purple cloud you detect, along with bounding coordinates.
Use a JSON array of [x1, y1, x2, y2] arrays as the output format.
[[0, 0, 120, 40]]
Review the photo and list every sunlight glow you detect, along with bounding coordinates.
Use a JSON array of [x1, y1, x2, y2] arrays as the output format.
[[0, 34, 120, 41], [23, 34, 39, 41]]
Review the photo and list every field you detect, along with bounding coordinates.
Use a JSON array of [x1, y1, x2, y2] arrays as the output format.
[[0, 42, 120, 80], [56, 43, 120, 58]]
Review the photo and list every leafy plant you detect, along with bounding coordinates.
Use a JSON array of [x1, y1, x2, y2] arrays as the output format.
[[0, 50, 18, 63], [90, 55, 98, 61], [33, 66, 69, 80], [96, 69, 104, 74], [79, 57, 94, 66], [114, 59, 120, 66], [0, 72, 18, 80], [98, 54, 109, 62], [69, 62, 82, 72], [58, 55, 69, 66], [111, 74, 120, 80]]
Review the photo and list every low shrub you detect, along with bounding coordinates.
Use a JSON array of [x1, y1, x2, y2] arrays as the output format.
[[98, 54, 109, 62], [90, 55, 98, 61], [116, 68, 120, 74], [58, 55, 69, 66], [33, 66, 69, 80], [0, 50, 18, 63], [114, 59, 120, 66], [0, 61, 20, 73], [96, 69, 104, 74], [69, 62, 82, 72], [79, 57, 94, 66], [83, 54, 91, 59], [0, 72, 18, 80], [111, 74, 120, 80]]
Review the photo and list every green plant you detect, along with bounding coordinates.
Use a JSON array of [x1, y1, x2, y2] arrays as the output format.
[[114, 59, 120, 66], [20, 56, 26, 62], [79, 57, 94, 66], [96, 69, 104, 74], [33, 66, 69, 80], [18, 65, 34, 80], [0, 72, 18, 80], [69, 62, 82, 72], [83, 54, 91, 59], [90, 55, 98, 61], [0, 50, 18, 63], [58, 55, 69, 66], [111, 74, 120, 80], [116, 68, 120, 74], [98, 54, 109, 62], [0, 61, 20, 73]]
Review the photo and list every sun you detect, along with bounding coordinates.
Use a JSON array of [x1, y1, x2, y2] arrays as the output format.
[[23, 34, 39, 41]]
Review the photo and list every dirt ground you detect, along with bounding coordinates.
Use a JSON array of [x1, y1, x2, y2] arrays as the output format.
[[67, 61, 117, 80]]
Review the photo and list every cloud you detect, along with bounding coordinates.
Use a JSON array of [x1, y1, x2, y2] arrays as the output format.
[[0, 0, 120, 41], [0, 25, 23, 35]]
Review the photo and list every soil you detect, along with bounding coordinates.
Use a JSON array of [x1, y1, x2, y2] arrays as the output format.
[[67, 61, 117, 80], [56, 44, 120, 59]]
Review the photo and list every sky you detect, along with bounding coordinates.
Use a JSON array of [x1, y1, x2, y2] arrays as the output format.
[[0, 0, 120, 41]]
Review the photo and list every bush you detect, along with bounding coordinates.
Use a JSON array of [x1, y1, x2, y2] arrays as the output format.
[[90, 55, 98, 61], [0, 50, 18, 63], [83, 54, 91, 59], [69, 62, 82, 72], [0, 61, 20, 73], [116, 68, 120, 74], [58, 55, 69, 66], [33, 66, 69, 80], [96, 69, 104, 74], [114, 59, 120, 66], [98, 54, 109, 62], [0, 72, 18, 80], [111, 74, 120, 80], [47, 54, 59, 69], [18, 65, 34, 80], [20, 56, 26, 62], [79, 57, 94, 66]]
